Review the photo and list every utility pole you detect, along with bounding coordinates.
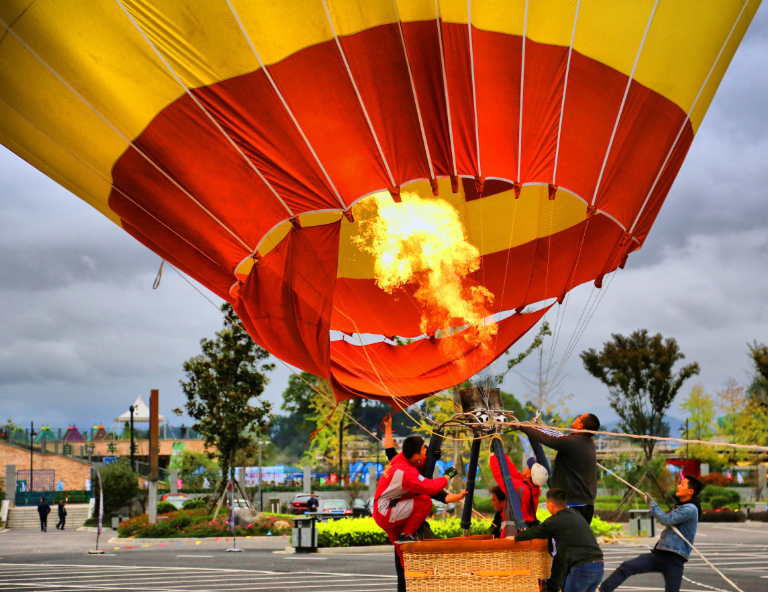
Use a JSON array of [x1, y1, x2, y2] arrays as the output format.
[[30, 422, 35, 492], [258, 441, 263, 512], [129, 405, 136, 472], [148, 390, 159, 523]]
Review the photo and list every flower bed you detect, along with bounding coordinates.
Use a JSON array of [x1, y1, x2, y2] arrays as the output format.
[[699, 509, 746, 523], [117, 510, 294, 538]]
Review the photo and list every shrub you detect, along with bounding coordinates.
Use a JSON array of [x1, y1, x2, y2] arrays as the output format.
[[709, 496, 730, 510], [537, 509, 623, 537], [93, 460, 139, 515], [595, 509, 629, 523], [473, 497, 495, 513], [182, 498, 207, 510], [700, 510, 746, 523], [700, 473, 733, 487], [701, 485, 740, 504], [157, 501, 177, 515], [748, 511, 768, 522], [316, 517, 489, 547]]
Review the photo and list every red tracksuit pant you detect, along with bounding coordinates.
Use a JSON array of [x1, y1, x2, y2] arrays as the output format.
[[374, 494, 433, 563]]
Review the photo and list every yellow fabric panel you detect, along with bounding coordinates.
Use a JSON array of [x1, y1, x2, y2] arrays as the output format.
[[326, 0, 397, 36], [229, 0, 334, 66], [633, 0, 757, 132], [470, 0, 525, 36], [526, 0, 578, 48], [396, 0, 437, 23], [0, 0, 184, 144], [0, 100, 120, 225], [336, 179, 587, 280], [438, 0, 469, 24], [573, 0, 657, 83], [121, 0, 260, 89]]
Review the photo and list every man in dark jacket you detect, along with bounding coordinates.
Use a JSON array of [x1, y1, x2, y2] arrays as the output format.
[[600, 476, 702, 592], [516, 488, 604, 592], [56, 500, 67, 530], [518, 413, 599, 592], [306, 492, 319, 513], [37, 497, 51, 532]]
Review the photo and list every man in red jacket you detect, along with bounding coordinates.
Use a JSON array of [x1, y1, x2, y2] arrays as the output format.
[[490, 449, 548, 527], [374, 435, 464, 548]]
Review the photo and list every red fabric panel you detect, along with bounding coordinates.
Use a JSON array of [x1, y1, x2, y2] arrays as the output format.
[[338, 24, 432, 185], [267, 40, 392, 206], [473, 29, 521, 182], [113, 93, 288, 257], [234, 223, 341, 379], [441, 22, 479, 176], [631, 122, 694, 242], [555, 51, 631, 201], [519, 40, 567, 183], [592, 80, 688, 228], [192, 72, 342, 213], [401, 20, 454, 177], [329, 304, 551, 406]]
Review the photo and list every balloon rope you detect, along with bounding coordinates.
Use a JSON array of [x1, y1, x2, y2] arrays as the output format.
[[595, 462, 745, 592]]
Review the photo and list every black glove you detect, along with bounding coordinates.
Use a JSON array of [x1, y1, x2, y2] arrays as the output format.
[[444, 467, 457, 479]]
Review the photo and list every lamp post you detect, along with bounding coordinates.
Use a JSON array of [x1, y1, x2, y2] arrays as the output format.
[[30, 421, 35, 492], [129, 405, 135, 472], [257, 441, 270, 511]]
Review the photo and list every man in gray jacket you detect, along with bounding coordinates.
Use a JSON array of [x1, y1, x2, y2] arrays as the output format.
[[599, 475, 703, 592]]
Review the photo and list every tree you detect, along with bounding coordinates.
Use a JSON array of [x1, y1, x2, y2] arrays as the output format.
[[680, 385, 716, 441], [581, 329, 700, 460], [175, 303, 275, 501], [93, 459, 139, 516], [173, 450, 221, 489], [716, 378, 747, 439], [747, 341, 768, 404]]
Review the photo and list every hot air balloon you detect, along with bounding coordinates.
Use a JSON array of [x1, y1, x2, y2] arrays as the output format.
[[0, 1, 760, 413]]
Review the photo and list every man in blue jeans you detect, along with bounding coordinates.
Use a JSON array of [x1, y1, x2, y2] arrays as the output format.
[[515, 488, 604, 592], [600, 475, 703, 592]]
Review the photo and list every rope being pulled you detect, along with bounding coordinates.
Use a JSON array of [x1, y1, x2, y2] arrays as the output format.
[[596, 462, 745, 592]]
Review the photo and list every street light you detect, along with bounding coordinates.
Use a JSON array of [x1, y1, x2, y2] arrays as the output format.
[[256, 441, 271, 512], [129, 405, 135, 472]]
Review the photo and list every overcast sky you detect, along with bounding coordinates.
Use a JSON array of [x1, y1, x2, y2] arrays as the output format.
[[2, 9, 767, 433]]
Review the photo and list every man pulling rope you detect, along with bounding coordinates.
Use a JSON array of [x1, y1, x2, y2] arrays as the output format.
[[598, 465, 744, 592]]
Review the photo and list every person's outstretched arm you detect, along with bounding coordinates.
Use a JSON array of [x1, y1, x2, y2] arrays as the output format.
[[382, 414, 397, 461]]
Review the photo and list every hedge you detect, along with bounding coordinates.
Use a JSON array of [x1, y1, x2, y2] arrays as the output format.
[[118, 509, 295, 538], [699, 510, 746, 523]]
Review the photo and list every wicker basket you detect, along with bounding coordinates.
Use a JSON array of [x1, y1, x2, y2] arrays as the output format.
[[402, 536, 551, 592]]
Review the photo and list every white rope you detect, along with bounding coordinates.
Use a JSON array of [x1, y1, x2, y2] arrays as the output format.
[[629, 0, 750, 234], [467, 0, 481, 177], [596, 462, 745, 592], [226, 0, 347, 211], [552, 0, 581, 186], [321, 0, 397, 189], [434, 0, 458, 177], [517, 0, 529, 183], [591, 0, 659, 206]]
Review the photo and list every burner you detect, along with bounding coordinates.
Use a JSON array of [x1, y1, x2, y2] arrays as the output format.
[[459, 387, 490, 426]]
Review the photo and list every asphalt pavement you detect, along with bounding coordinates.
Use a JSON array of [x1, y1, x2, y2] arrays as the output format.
[[0, 522, 766, 591]]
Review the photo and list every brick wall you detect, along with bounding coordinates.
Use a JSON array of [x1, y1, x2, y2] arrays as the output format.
[[0, 441, 92, 491]]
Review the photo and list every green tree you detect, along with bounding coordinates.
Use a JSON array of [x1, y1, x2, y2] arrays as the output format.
[[716, 378, 747, 439], [581, 329, 700, 461], [93, 460, 139, 516], [680, 385, 716, 441], [174, 450, 221, 489], [747, 341, 768, 404], [175, 303, 274, 501]]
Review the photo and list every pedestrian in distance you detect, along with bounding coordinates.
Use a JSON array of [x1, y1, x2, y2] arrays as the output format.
[[37, 497, 51, 532], [55, 499, 67, 530], [306, 492, 319, 513], [599, 475, 703, 592], [515, 488, 604, 592]]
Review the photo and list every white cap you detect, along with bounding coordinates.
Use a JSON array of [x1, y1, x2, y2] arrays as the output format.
[[531, 463, 549, 486]]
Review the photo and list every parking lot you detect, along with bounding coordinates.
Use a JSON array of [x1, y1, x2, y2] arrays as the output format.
[[0, 522, 766, 591]]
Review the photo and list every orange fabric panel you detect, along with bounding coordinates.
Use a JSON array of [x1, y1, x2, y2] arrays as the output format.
[[329, 304, 551, 406], [234, 223, 341, 379]]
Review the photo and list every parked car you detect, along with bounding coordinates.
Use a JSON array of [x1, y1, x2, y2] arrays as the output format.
[[160, 493, 188, 509], [317, 499, 353, 519], [352, 498, 373, 518], [291, 493, 322, 515]]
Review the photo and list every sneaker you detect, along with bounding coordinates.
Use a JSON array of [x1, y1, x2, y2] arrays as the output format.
[[394, 533, 419, 545]]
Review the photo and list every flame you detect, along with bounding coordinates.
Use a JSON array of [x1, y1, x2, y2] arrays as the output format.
[[352, 191, 497, 366]]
